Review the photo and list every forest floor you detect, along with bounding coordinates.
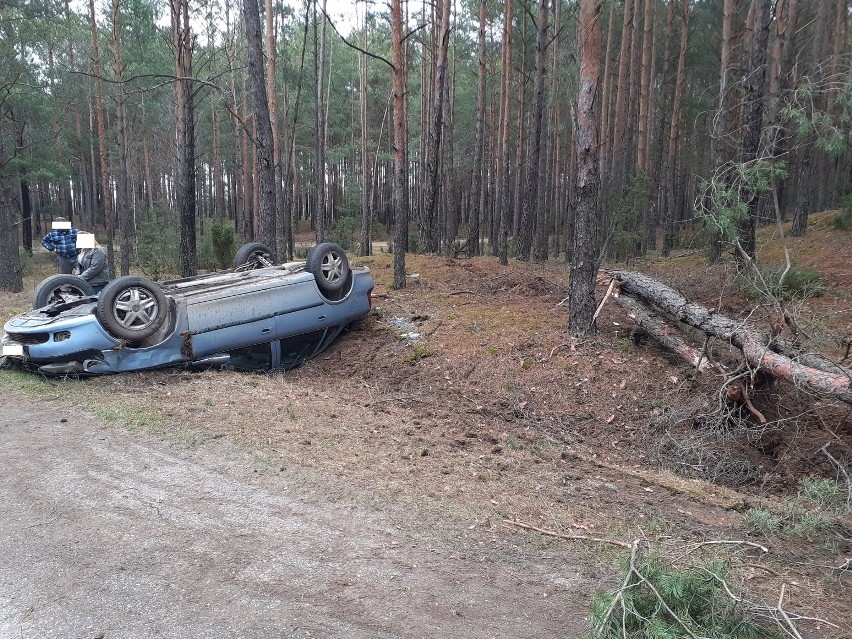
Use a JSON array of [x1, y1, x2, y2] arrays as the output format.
[[1, 211, 850, 637]]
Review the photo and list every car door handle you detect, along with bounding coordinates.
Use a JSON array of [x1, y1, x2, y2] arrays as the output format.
[[261, 327, 271, 334], [317, 315, 326, 321]]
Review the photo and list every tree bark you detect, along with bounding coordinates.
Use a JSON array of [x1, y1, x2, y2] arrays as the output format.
[[243, 0, 278, 258], [112, 0, 133, 276], [90, 0, 116, 275], [648, 0, 677, 252], [20, 178, 32, 255], [172, 0, 197, 277], [421, 0, 451, 254], [467, 0, 487, 257], [709, 0, 739, 264], [569, 0, 603, 337], [611, 0, 634, 187], [391, 0, 408, 289], [359, 2, 372, 257], [599, 0, 617, 177], [791, 0, 830, 236], [0, 180, 23, 292], [736, 0, 770, 262], [530, 0, 551, 264], [313, 0, 328, 243], [497, 0, 513, 265], [266, 0, 287, 259], [636, 0, 653, 171], [661, 0, 688, 257]]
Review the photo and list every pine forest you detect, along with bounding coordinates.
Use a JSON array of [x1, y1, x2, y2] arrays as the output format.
[[0, 0, 850, 323]]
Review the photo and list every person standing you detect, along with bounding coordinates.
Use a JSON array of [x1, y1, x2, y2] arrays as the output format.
[[75, 233, 113, 293], [41, 217, 79, 274]]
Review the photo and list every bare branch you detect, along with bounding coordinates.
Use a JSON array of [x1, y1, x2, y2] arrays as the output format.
[[320, 6, 394, 69], [503, 520, 632, 548]]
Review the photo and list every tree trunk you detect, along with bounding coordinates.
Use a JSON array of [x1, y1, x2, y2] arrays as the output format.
[[709, 0, 739, 264], [90, 0, 116, 275], [314, 0, 327, 243], [518, 0, 549, 262], [530, 0, 551, 264], [636, 0, 653, 171], [662, 0, 689, 257], [791, 0, 830, 236], [391, 0, 408, 289], [599, 0, 617, 177], [243, 0, 278, 258], [20, 178, 32, 255], [266, 0, 287, 259], [511, 12, 529, 245], [497, 0, 513, 265], [141, 94, 155, 213], [569, 0, 603, 337], [735, 0, 770, 262], [468, 0, 487, 257], [282, 2, 311, 260], [112, 0, 133, 276], [172, 0, 197, 277], [612, 270, 852, 405], [647, 0, 676, 251], [359, 3, 372, 257], [0, 180, 23, 292], [442, 28, 457, 256], [611, 0, 634, 187], [759, 0, 797, 227], [421, 0, 451, 254]]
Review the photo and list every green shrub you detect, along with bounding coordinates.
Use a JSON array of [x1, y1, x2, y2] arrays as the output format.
[[210, 223, 237, 269], [788, 509, 833, 538], [136, 218, 181, 280], [327, 215, 361, 252], [799, 476, 847, 512], [831, 195, 852, 230], [744, 508, 781, 534], [587, 553, 778, 639], [386, 233, 420, 255], [608, 171, 652, 262], [18, 246, 33, 276], [737, 264, 824, 301]]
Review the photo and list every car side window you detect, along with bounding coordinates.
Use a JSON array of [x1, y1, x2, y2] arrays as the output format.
[[223, 342, 273, 371], [280, 329, 326, 369]]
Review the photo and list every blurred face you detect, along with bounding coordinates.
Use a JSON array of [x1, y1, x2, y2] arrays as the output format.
[[77, 234, 96, 250]]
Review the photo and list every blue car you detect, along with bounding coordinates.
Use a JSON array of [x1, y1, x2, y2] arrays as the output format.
[[2, 243, 373, 376]]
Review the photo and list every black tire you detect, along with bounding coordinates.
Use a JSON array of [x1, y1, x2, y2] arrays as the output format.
[[33, 275, 95, 309], [306, 242, 351, 294], [95, 276, 168, 341], [234, 242, 273, 269]]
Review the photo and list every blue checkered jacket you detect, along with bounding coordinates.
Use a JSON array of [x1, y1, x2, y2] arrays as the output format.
[[42, 229, 80, 259]]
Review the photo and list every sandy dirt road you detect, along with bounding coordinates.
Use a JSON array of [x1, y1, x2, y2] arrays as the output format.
[[0, 392, 590, 639]]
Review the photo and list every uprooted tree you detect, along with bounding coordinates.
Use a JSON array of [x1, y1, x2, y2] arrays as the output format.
[[607, 270, 852, 407]]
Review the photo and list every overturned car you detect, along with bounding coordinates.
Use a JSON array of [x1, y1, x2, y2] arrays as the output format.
[[2, 243, 373, 376]]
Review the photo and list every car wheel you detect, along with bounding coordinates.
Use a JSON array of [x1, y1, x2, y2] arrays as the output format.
[[95, 276, 168, 341], [234, 242, 273, 269], [306, 242, 351, 294], [33, 275, 96, 309]]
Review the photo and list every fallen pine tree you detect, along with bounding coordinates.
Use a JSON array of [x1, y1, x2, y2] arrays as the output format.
[[606, 270, 852, 406]]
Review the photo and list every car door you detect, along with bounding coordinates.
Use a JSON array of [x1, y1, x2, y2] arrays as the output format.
[[186, 274, 321, 358]]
